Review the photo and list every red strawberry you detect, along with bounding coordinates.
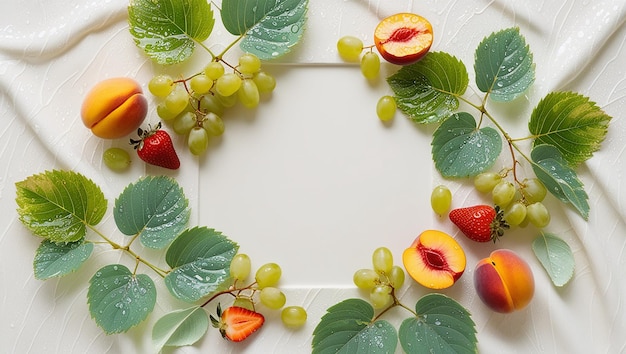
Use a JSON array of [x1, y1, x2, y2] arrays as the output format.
[[449, 205, 509, 242], [130, 122, 180, 169], [211, 304, 265, 342]]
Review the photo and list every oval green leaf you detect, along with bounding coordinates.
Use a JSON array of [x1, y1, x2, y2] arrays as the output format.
[[529, 91, 611, 167], [87, 264, 157, 334], [399, 293, 477, 354], [474, 27, 535, 101], [387, 51, 469, 124], [114, 176, 189, 249], [531, 144, 589, 220], [128, 0, 215, 64], [532, 233, 575, 287], [312, 298, 397, 354], [34, 239, 94, 280], [15, 170, 107, 244], [164, 227, 238, 303], [221, 0, 308, 60], [152, 306, 209, 352], [432, 112, 502, 177]]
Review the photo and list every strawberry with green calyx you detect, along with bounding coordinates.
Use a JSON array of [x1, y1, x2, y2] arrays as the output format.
[[210, 303, 265, 342], [449, 205, 509, 243], [130, 122, 180, 170]]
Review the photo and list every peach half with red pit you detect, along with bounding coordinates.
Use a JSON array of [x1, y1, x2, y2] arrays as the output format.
[[402, 230, 466, 289], [374, 13, 434, 65]]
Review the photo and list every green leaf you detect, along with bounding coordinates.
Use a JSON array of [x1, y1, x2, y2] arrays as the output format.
[[34, 240, 94, 279], [221, 0, 308, 60], [474, 27, 535, 101], [128, 0, 215, 64], [164, 227, 238, 303], [531, 144, 589, 219], [87, 264, 157, 334], [399, 293, 477, 354], [15, 170, 107, 244], [114, 176, 189, 249], [529, 91, 611, 167], [532, 233, 575, 287], [387, 51, 469, 124], [152, 306, 209, 352], [312, 298, 397, 354], [431, 112, 502, 178]]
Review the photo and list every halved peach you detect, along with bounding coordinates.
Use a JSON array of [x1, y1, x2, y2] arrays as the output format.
[[402, 230, 466, 289], [374, 13, 433, 65]]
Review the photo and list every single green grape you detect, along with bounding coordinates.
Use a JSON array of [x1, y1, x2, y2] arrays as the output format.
[[492, 180, 516, 207], [474, 172, 502, 193], [156, 101, 179, 121], [164, 89, 189, 117], [215, 72, 242, 97], [255, 262, 282, 288], [353, 268, 379, 290], [238, 53, 262, 75], [430, 184, 452, 216], [388, 265, 405, 289], [188, 127, 209, 156], [504, 201, 527, 227], [360, 51, 380, 79], [190, 74, 213, 94], [103, 147, 131, 171], [232, 296, 255, 311], [238, 79, 260, 108], [259, 287, 286, 309], [526, 202, 551, 228], [199, 94, 225, 116], [173, 111, 197, 135], [376, 95, 396, 121], [281, 306, 307, 327], [369, 285, 392, 309], [204, 61, 225, 80], [253, 71, 276, 93], [216, 91, 238, 108], [522, 178, 547, 203], [230, 253, 252, 281], [148, 74, 174, 97], [372, 247, 393, 274], [337, 35, 363, 62], [202, 112, 225, 136]]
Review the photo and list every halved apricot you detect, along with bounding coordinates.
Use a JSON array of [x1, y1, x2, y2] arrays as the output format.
[[374, 13, 433, 65]]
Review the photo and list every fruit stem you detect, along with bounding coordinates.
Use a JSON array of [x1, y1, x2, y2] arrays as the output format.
[[371, 289, 417, 322]]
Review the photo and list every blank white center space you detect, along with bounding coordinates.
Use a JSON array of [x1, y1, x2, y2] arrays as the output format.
[[197, 66, 434, 287]]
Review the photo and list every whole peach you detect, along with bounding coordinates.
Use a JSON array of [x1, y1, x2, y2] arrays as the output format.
[[81, 77, 148, 139], [474, 249, 535, 313]]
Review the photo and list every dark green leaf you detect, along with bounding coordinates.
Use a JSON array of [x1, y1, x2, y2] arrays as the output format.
[[399, 293, 477, 354], [432, 112, 502, 177], [152, 306, 209, 352], [114, 176, 189, 249], [15, 170, 107, 243], [34, 239, 93, 279], [221, 0, 308, 60], [312, 298, 397, 354], [531, 144, 589, 219], [128, 0, 215, 64], [529, 91, 611, 167], [474, 27, 534, 101], [87, 264, 157, 334], [532, 233, 575, 287], [387, 51, 469, 124], [164, 227, 238, 303]]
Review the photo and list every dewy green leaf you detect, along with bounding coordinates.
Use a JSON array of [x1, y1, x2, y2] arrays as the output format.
[[474, 27, 535, 101], [114, 176, 189, 249], [87, 264, 157, 334], [312, 298, 397, 354], [399, 293, 477, 354], [432, 112, 502, 178], [128, 0, 215, 64], [152, 306, 209, 352], [164, 227, 238, 303], [387, 51, 469, 124], [34, 240, 94, 280], [15, 170, 107, 244], [532, 233, 575, 287], [529, 91, 611, 167], [221, 0, 308, 60], [531, 144, 590, 219]]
